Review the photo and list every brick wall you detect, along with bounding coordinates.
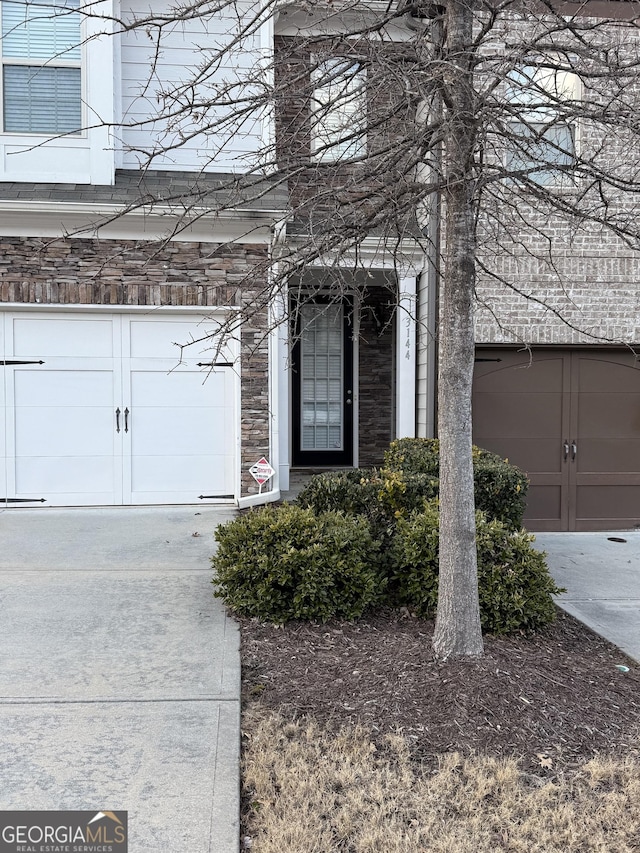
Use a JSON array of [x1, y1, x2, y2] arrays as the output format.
[[358, 287, 394, 466], [473, 22, 640, 348], [0, 235, 271, 496], [274, 36, 417, 232], [475, 219, 640, 346]]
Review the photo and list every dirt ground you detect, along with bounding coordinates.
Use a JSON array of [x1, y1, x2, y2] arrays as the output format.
[[240, 608, 640, 774]]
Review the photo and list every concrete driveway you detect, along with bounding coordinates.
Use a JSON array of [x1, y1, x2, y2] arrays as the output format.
[[0, 505, 239, 852], [534, 530, 640, 663]]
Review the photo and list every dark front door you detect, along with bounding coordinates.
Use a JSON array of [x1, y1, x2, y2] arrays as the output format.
[[473, 348, 640, 531], [292, 301, 354, 467]]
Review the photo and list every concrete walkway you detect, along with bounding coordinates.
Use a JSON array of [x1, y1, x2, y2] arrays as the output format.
[[0, 505, 239, 852], [534, 531, 640, 663]]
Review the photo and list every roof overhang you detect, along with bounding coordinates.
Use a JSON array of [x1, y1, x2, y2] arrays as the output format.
[[0, 200, 288, 243]]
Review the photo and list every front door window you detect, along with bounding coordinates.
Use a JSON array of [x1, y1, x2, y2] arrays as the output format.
[[292, 299, 353, 467], [300, 303, 344, 452]]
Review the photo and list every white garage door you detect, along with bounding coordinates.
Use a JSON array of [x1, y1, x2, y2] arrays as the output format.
[[0, 312, 238, 506]]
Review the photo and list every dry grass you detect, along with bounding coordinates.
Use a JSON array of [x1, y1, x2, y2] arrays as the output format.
[[242, 707, 640, 852]]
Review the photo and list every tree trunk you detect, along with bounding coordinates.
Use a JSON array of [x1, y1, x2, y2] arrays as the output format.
[[432, 0, 484, 661]]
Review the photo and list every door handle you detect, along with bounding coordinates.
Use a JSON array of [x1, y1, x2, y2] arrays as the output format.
[[571, 440, 577, 461], [115, 408, 121, 433], [124, 408, 130, 433], [563, 440, 569, 462]]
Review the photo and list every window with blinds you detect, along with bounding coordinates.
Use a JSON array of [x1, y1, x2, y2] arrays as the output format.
[[310, 58, 366, 163], [1, 0, 82, 134]]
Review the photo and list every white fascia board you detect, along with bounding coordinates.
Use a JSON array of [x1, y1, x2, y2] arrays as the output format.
[[0, 302, 242, 313], [282, 234, 427, 274], [275, 0, 413, 39], [275, 0, 402, 14], [0, 201, 286, 243]]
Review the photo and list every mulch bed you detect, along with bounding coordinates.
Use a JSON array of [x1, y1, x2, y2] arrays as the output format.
[[240, 608, 640, 773]]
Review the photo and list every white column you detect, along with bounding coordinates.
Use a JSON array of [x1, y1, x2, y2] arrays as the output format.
[[396, 275, 417, 438], [275, 287, 290, 492], [416, 262, 437, 438]]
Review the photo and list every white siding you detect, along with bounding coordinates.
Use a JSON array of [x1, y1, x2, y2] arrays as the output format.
[[119, 0, 268, 173], [0, 0, 270, 183]]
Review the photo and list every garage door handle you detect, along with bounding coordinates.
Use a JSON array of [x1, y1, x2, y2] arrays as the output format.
[[563, 440, 569, 462], [115, 408, 121, 433], [571, 440, 577, 461], [124, 408, 129, 433]]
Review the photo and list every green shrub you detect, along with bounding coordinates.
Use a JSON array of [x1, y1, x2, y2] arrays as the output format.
[[384, 437, 528, 529], [388, 501, 441, 611], [390, 504, 562, 634], [296, 468, 381, 518], [473, 456, 528, 530], [297, 468, 439, 561], [211, 504, 381, 623], [375, 469, 440, 519], [475, 516, 561, 634], [384, 437, 441, 475], [296, 468, 439, 524]]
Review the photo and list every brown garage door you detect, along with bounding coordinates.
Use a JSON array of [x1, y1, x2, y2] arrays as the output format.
[[473, 348, 640, 531]]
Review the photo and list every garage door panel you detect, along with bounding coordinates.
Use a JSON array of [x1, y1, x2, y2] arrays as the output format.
[[578, 394, 640, 438], [11, 317, 115, 358], [130, 407, 232, 455], [474, 357, 565, 393], [13, 370, 115, 457], [127, 362, 236, 501], [131, 455, 234, 494], [524, 486, 563, 528], [473, 351, 570, 529], [130, 369, 230, 408], [0, 350, 6, 503], [127, 318, 227, 360], [577, 439, 640, 474], [15, 409, 114, 457], [14, 456, 116, 499], [575, 357, 640, 393], [576, 485, 640, 524], [473, 438, 562, 474], [474, 393, 562, 441], [13, 369, 115, 408]]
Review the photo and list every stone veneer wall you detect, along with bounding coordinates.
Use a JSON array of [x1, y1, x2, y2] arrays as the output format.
[[358, 288, 394, 466], [0, 235, 270, 496]]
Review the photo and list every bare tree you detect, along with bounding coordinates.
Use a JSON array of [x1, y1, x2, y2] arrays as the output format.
[[20, 0, 640, 657]]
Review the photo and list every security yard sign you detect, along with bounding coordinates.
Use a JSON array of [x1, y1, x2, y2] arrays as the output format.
[[249, 457, 275, 490]]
